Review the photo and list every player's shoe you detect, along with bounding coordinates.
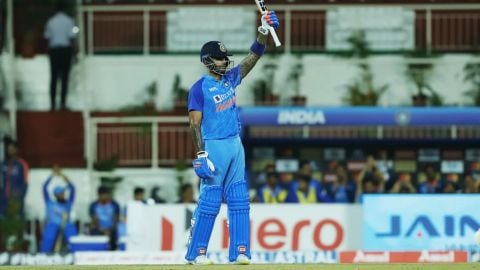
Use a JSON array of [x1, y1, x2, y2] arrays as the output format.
[[233, 254, 251, 265], [186, 255, 214, 265]]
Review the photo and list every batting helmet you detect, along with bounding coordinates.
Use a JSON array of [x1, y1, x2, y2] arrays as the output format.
[[200, 41, 233, 75]]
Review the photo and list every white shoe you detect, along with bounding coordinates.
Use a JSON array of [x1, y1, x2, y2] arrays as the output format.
[[186, 255, 214, 265], [234, 254, 251, 265]]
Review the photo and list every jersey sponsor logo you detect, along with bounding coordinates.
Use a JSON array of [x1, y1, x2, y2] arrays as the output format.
[[215, 97, 236, 112], [213, 95, 222, 104], [209, 86, 218, 92], [277, 110, 326, 125]]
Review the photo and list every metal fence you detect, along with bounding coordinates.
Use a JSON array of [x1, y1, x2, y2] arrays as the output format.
[[88, 116, 192, 168], [78, 4, 480, 54]]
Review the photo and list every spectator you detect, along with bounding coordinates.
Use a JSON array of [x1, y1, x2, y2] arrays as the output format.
[[355, 155, 385, 203], [44, 0, 76, 111], [389, 173, 417, 194], [40, 165, 77, 253], [255, 172, 287, 203], [285, 174, 332, 203], [465, 174, 480, 193], [89, 186, 120, 250], [417, 165, 442, 193], [439, 174, 461, 194], [177, 183, 196, 203], [132, 187, 146, 203], [325, 164, 356, 203], [254, 162, 276, 188], [0, 139, 29, 217]]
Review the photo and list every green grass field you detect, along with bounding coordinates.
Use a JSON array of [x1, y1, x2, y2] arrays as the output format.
[[0, 264, 478, 270]]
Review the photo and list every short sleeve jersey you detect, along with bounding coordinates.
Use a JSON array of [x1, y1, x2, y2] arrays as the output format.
[[188, 66, 242, 140]]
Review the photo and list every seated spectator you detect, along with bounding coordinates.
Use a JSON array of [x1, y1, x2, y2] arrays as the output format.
[[177, 183, 196, 203], [389, 173, 417, 193], [285, 175, 332, 203], [40, 165, 77, 253], [255, 172, 287, 203], [89, 186, 120, 250], [132, 187, 146, 204], [325, 165, 356, 203], [418, 165, 442, 193], [439, 174, 461, 194], [465, 174, 480, 193], [254, 162, 276, 188]]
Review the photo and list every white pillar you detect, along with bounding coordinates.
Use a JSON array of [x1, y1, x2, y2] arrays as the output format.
[[6, 0, 16, 139]]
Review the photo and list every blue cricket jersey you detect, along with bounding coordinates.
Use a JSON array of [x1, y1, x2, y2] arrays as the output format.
[[43, 176, 75, 225], [89, 200, 120, 230], [188, 66, 242, 140]]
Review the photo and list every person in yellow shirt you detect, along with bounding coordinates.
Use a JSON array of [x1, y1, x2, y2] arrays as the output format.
[[255, 172, 287, 203], [285, 175, 333, 203]]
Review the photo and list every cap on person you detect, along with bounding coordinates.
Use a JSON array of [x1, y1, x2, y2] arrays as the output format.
[[54, 186, 66, 196]]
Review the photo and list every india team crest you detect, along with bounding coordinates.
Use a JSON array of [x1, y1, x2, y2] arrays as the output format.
[[218, 42, 227, 52]]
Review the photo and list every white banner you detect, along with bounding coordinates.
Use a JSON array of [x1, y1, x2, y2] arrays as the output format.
[[167, 8, 256, 52], [326, 7, 415, 51], [74, 251, 336, 265], [126, 203, 362, 252]]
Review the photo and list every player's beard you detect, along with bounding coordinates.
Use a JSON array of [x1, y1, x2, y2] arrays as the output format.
[[205, 59, 234, 75]]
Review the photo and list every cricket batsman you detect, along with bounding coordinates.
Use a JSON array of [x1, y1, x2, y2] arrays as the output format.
[[185, 10, 280, 265]]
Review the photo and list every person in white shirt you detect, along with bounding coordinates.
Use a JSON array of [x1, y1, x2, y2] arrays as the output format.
[[44, 1, 76, 111]]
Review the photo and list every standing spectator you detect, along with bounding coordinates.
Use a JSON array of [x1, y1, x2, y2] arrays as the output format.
[[389, 173, 417, 193], [177, 183, 197, 203], [40, 165, 77, 253], [0, 140, 29, 217], [89, 186, 120, 250], [255, 172, 287, 203], [44, 0, 76, 111]]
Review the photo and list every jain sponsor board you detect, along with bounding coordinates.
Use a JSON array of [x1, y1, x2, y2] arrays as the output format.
[[363, 195, 480, 251], [126, 204, 362, 253]]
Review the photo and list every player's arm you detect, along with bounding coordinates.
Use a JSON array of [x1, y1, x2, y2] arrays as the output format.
[[239, 11, 279, 79], [189, 110, 204, 153], [43, 175, 53, 202], [239, 34, 268, 80]]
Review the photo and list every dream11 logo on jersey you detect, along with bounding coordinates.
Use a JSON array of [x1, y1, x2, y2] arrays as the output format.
[[376, 215, 480, 240]]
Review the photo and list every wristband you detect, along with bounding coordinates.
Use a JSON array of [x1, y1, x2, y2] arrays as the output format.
[[250, 40, 266, 56]]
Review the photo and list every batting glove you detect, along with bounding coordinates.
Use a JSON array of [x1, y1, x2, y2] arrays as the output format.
[[193, 151, 215, 179], [263, 10, 280, 29]]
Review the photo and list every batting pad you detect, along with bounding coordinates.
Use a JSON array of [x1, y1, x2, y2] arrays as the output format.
[[185, 185, 222, 261], [225, 181, 251, 262]]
